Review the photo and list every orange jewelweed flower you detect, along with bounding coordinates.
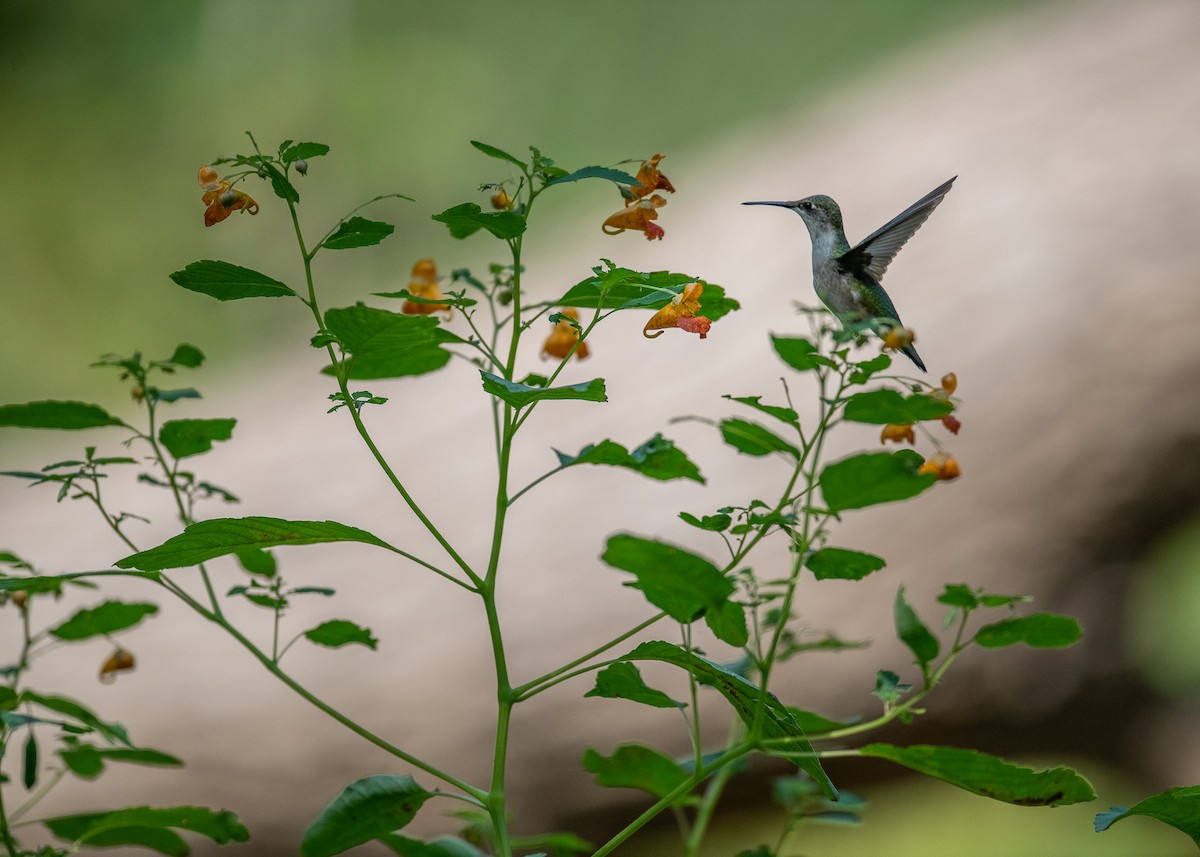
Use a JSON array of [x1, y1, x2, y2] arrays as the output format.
[[603, 194, 668, 241], [644, 282, 711, 340], [491, 188, 512, 210], [198, 165, 258, 227], [630, 153, 675, 199], [881, 326, 917, 353], [919, 451, 961, 481], [880, 424, 916, 445], [941, 372, 958, 395], [541, 308, 589, 361], [99, 648, 135, 683], [401, 258, 452, 317]]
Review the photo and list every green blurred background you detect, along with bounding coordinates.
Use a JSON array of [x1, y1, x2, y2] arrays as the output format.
[[4, 1, 1198, 855]]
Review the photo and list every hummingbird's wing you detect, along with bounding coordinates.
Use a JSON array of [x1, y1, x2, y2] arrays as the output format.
[[842, 177, 956, 281]]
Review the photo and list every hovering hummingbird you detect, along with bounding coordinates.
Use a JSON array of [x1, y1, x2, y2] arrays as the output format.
[[744, 177, 956, 372]]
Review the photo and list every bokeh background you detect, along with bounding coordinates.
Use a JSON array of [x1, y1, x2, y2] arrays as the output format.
[[3, 1, 1200, 855]]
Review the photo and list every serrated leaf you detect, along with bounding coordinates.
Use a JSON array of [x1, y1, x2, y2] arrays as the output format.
[[724, 395, 799, 427], [841, 389, 953, 424], [545, 165, 641, 187], [379, 835, 485, 857], [806, 548, 886, 581], [49, 600, 158, 641], [554, 435, 702, 483], [264, 162, 299, 203], [236, 548, 277, 577], [772, 336, 837, 371], [1095, 786, 1200, 844], [62, 744, 183, 780], [470, 140, 527, 170], [169, 260, 295, 300], [43, 806, 249, 849], [678, 512, 731, 532], [601, 534, 737, 632], [0, 401, 124, 430], [159, 418, 236, 460], [322, 217, 395, 250], [115, 517, 393, 571], [282, 142, 330, 163], [481, 372, 606, 408], [819, 450, 935, 512], [324, 306, 454, 379], [585, 662, 685, 709], [619, 641, 835, 797], [973, 614, 1082, 649], [848, 354, 891, 384], [20, 691, 131, 746], [432, 203, 526, 240], [860, 744, 1095, 807], [895, 586, 939, 668], [304, 620, 378, 650], [719, 418, 799, 458], [301, 775, 434, 857], [559, 267, 739, 323], [582, 744, 693, 801]]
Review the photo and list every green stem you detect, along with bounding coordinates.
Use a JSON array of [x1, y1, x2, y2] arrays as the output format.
[[513, 613, 664, 699]]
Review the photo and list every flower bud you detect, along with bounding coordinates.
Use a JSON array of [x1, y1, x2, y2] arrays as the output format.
[[294, 159, 308, 176], [99, 648, 136, 683], [941, 372, 958, 395], [491, 189, 512, 210]]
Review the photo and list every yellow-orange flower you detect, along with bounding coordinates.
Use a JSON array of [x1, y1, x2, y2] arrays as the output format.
[[644, 282, 711, 340], [941, 372, 958, 395], [919, 451, 961, 481], [542, 308, 589, 361], [198, 165, 258, 227], [99, 648, 135, 683], [603, 194, 668, 241], [630, 153, 675, 199], [881, 326, 917, 353], [880, 424, 916, 445], [491, 188, 512, 210], [401, 258, 452, 317]]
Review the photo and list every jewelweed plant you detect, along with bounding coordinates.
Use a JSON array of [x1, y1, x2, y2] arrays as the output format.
[[2, 137, 1178, 857]]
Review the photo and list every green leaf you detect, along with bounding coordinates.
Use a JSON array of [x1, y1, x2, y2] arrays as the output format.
[[974, 614, 1082, 649], [678, 511, 731, 532], [61, 744, 183, 780], [470, 140, 527, 171], [305, 620, 379, 651], [1095, 786, 1200, 844], [43, 806, 249, 849], [23, 730, 38, 788], [620, 641, 835, 798], [554, 435, 703, 483], [585, 662, 685, 709], [841, 389, 953, 424], [560, 267, 740, 323], [806, 548, 886, 581], [873, 670, 910, 705], [163, 344, 205, 368], [49, 600, 158, 641], [155, 388, 201, 403], [0, 401, 124, 430], [301, 775, 435, 857], [115, 517, 393, 571], [859, 744, 1095, 807], [705, 600, 750, 648], [236, 548, 277, 577], [724, 395, 799, 428], [324, 306, 455, 380], [895, 586, 939, 668], [719, 418, 799, 458], [601, 534, 733, 626], [432, 203, 526, 240], [322, 217, 395, 250], [481, 371, 606, 408], [937, 583, 980, 609], [582, 744, 693, 801], [545, 165, 641, 187], [169, 260, 295, 300], [379, 834, 484, 857], [158, 418, 236, 460], [819, 450, 935, 512], [282, 142, 330, 163], [848, 354, 891, 384], [21, 691, 131, 745], [772, 336, 837, 371]]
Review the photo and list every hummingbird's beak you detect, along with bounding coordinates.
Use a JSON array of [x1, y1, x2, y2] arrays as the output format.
[[742, 200, 792, 208]]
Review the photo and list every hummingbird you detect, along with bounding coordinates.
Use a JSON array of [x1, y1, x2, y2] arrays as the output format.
[[744, 177, 956, 372]]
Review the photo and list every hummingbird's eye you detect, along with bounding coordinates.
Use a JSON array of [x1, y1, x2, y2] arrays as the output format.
[[800, 201, 814, 211]]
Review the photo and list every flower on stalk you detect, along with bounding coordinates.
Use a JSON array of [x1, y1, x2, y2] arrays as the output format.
[[541, 308, 589, 361], [880, 424, 916, 445], [401, 258, 452, 317], [940, 372, 958, 395], [99, 648, 135, 683], [628, 153, 675, 199], [603, 194, 668, 241], [491, 188, 512, 210], [919, 451, 961, 481], [881, 325, 917, 354], [644, 282, 712, 340], [198, 165, 259, 227]]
